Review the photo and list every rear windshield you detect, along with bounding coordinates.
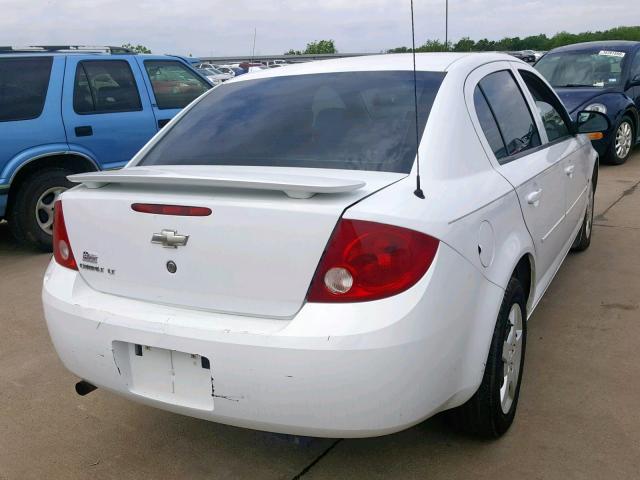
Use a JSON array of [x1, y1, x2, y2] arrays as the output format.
[[0, 57, 53, 122], [139, 71, 445, 173]]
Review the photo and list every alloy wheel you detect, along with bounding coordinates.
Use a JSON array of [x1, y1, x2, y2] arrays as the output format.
[[585, 181, 594, 239], [615, 121, 633, 160], [500, 303, 524, 414], [35, 186, 66, 235]]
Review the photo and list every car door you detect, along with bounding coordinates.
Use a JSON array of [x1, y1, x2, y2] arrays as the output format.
[[62, 57, 157, 170], [467, 64, 567, 285], [135, 58, 210, 129], [516, 67, 591, 236]]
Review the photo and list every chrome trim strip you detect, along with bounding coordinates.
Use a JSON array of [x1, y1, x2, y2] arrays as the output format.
[[541, 213, 566, 243], [566, 183, 588, 215]]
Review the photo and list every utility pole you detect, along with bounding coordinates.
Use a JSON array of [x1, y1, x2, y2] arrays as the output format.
[[250, 28, 257, 63], [445, 0, 449, 51]]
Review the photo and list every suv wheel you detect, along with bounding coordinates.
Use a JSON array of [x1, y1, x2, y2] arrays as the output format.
[[606, 116, 634, 165], [8, 168, 74, 251], [446, 277, 527, 437]]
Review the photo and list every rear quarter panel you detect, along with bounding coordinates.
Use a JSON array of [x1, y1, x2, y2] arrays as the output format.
[[345, 61, 536, 400]]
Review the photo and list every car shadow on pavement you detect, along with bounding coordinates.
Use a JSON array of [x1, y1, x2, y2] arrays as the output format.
[[0, 220, 47, 257]]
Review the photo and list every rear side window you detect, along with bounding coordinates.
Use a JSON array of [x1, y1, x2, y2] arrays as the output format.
[[473, 87, 507, 160], [519, 70, 571, 142], [73, 60, 142, 114], [477, 70, 541, 162], [0, 57, 52, 122], [139, 71, 445, 173], [144, 60, 210, 109]]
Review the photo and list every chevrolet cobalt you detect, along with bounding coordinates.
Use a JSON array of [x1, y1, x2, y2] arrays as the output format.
[[43, 54, 608, 438]]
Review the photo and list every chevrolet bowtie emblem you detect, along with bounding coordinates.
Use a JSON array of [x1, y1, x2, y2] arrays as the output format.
[[151, 229, 189, 248]]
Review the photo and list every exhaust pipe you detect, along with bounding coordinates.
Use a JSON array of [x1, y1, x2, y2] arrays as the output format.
[[75, 380, 97, 396]]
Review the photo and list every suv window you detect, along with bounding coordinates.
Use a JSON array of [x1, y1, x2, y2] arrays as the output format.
[[144, 60, 210, 109], [0, 57, 53, 122], [73, 60, 142, 114], [519, 70, 571, 142], [477, 70, 541, 162]]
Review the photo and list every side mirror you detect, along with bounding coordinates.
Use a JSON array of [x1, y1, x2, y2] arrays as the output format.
[[628, 73, 640, 88], [576, 110, 610, 137]]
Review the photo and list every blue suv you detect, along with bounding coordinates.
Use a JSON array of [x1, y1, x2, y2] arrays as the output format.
[[536, 41, 640, 165], [0, 46, 211, 250]]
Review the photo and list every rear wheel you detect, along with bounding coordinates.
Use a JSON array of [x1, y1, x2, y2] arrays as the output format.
[[605, 117, 634, 165], [571, 174, 595, 252], [8, 168, 73, 251], [447, 277, 527, 438]]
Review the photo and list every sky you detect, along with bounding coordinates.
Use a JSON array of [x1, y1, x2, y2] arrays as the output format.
[[1, 0, 638, 56]]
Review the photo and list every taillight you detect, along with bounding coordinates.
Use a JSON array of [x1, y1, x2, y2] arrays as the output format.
[[131, 203, 212, 216], [307, 219, 439, 302], [53, 200, 78, 271]]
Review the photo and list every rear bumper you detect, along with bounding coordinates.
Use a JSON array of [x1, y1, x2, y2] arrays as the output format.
[[42, 243, 503, 438]]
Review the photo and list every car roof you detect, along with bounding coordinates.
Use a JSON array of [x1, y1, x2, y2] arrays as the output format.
[[227, 52, 517, 82], [549, 40, 640, 54], [0, 52, 194, 63]]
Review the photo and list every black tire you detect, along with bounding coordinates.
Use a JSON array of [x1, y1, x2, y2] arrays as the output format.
[[447, 277, 527, 438], [571, 173, 595, 252], [604, 116, 634, 165], [7, 168, 74, 252]]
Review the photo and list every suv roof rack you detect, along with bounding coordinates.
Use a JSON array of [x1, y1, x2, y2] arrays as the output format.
[[0, 45, 134, 54]]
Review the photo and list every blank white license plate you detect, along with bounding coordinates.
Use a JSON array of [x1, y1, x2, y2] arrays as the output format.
[[127, 344, 214, 411]]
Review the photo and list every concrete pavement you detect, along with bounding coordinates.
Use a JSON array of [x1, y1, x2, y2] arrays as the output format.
[[1, 150, 639, 479]]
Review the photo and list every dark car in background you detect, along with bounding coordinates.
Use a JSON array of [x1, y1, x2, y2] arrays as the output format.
[[507, 50, 536, 63], [536, 41, 640, 164]]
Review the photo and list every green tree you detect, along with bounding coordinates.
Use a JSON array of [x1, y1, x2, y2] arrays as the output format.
[[415, 39, 448, 52], [387, 25, 640, 54], [454, 37, 475, 52], [304, 40, 337, 54], [121, 43, 152, 54], [387, 46, 411, 53]]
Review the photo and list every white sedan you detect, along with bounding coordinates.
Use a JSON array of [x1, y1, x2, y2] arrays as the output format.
[[43, 53, 608, 438]]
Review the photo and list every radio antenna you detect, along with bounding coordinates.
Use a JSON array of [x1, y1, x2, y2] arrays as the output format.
[[410, 0, 425, 199]]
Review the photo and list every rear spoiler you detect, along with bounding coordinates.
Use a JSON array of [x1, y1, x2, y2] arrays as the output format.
[[68, 167, 366, 199]]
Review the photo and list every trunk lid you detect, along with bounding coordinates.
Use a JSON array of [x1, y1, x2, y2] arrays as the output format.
[[62, 166, 403, 318]]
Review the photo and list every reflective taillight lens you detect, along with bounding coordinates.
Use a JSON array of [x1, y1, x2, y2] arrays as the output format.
[[307, 219, 439, 302], [53, 200, 78, 270], [131, 203, 212, 216]]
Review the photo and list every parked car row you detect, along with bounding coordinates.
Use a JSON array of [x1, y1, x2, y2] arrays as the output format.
[[0, 46, 212, 250], [507, 50, 544, 63], [194, 60, 288, 83]]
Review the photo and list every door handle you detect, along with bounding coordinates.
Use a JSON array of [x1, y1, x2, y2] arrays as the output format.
[[158, 119, 171, 128], [564, 165, 575, 177], [527, 189, 542, 205], [75, 125, 93, 137]]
